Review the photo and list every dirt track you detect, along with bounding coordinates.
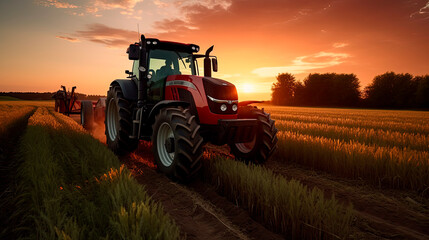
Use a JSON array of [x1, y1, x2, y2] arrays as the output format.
[[87, 122, 429, 240], [121, 141, 284, 240]]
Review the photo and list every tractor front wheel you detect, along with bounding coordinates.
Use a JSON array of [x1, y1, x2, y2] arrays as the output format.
[[229, 106, 278, 164], [105, 84, 138, 155], [152, 107, 203, 181]]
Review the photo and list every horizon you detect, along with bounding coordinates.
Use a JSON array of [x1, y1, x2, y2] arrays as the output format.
[[1, 0, 428, 101]]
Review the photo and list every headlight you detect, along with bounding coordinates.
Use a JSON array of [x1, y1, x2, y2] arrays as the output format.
[[220, 104, 227, 111], [232, 104, 237, 111]]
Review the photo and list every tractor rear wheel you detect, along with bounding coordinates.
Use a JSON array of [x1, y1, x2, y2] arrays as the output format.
[[152, 107, 203, 181], [229, 106, 278, 164], [81, 100, 94, 131], [105, 84, 138, 155]]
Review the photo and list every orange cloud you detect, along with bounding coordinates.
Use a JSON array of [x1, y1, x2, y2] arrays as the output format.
[[76, 24, 138, 48], [56, 35, 80, 42], [333, 43, 348, 48], [37, 0, 78, 9], [252, 52, 350, 77], [92, 0, 143, 11]]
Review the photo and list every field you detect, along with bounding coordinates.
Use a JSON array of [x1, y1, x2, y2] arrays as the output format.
[[1, 101, 428, 239]]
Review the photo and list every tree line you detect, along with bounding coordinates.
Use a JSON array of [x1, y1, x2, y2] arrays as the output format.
[[271, 72, 429, 109]]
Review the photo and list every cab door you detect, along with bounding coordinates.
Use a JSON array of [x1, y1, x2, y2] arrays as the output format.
[[147, 49, 181, 103]]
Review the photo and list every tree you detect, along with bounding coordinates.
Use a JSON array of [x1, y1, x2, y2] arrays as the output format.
[[415, 75, 429, 108], [364, 72, 414, 108], [299, 73, 361, 106], [271, 73, 296, 105]]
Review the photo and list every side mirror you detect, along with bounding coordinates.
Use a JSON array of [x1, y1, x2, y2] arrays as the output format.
[[128, 44, 140, 60], [212, 58, 218, 72]]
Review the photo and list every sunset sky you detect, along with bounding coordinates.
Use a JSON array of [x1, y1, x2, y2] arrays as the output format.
[[1, 0, 428, 100]]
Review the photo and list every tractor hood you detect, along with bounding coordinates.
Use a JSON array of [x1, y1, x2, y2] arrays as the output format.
[[202, 77, 238, 100]]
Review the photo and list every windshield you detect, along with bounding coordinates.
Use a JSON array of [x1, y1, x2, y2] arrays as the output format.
[[148, 49, 196, 78]]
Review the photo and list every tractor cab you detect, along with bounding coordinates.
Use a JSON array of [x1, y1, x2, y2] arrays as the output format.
[[127, 38, 218, 104]]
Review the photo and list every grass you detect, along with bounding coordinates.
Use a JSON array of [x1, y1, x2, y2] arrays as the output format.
[[203, 154, 354, 240], [10, 107, 180, 239]]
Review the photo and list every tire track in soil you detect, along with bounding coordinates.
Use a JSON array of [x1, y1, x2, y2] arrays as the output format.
[[121, 141, 284, 240]]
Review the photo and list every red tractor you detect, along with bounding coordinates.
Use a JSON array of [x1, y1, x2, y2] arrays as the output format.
[[105, 35, 278, 181]]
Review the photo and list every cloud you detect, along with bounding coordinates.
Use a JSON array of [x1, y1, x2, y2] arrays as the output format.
[[36, 0, 78, 9], [75, 23, 138, 48], [333, 42, 348, 48], [56, 35, 80, 42], [93, 0, 143, 11], [36, 0, 144, 16], [410, 1, 429, 20], [252, 52, 350, 77], [153, 0, 169, 8]]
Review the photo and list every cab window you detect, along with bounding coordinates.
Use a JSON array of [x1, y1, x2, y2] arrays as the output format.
[[132, 60, 139, 80]]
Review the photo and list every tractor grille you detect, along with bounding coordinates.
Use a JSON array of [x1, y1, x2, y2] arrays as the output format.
[[203, 77, 238, 115]]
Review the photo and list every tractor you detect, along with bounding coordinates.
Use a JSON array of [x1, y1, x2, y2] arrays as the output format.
[[104, 35, 278, 181]]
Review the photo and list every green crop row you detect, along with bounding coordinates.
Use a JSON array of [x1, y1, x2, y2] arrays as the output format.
[[276, 119, 429, 151], [203, 155, 354, 240], [10, 107, 180, 240], [276, 131, 429, 192]]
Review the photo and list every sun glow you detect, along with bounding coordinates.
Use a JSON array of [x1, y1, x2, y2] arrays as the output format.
[[240, 83, 255, 93]]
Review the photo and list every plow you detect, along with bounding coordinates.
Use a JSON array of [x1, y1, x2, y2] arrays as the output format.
[[52, 85, 105, 130]]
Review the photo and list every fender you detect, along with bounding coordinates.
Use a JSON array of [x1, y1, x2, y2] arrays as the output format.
[[111, 79, 137, 101], [147, 100, 190, 124], [238, 100, 263, 107], [139, 100, 190, 139]]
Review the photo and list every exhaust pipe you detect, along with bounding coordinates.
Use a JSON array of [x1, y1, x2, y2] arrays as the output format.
[[204, 45, 214, 77]]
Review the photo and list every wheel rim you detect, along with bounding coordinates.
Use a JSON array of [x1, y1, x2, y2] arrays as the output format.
[[157, 122, 175, 167], [107, 98, 119, 142], [235, 135, 257, 154]]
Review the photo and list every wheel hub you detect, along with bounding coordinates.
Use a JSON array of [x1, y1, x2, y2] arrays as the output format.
[[157, 122, 175, 167], [165, 137, 175, 153], [107, 98, 119, 142]]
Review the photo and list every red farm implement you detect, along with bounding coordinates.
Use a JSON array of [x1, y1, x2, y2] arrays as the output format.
[[52, 86, 105, 130]]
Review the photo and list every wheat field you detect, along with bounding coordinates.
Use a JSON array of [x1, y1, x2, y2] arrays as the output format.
[[261, 105, 429, 193]]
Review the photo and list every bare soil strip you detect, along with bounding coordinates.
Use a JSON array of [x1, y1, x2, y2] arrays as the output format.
[[121, 142, 284, 240]]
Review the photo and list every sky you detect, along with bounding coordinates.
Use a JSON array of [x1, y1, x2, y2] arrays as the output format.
[[0, 0, 428, 101]]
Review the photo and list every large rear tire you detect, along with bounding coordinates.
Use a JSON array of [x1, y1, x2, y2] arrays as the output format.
[[152, 107, 203, 181], [81, 100, 94, 131], [105, 84, 138, 155], [229, 106, 278, 164]]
